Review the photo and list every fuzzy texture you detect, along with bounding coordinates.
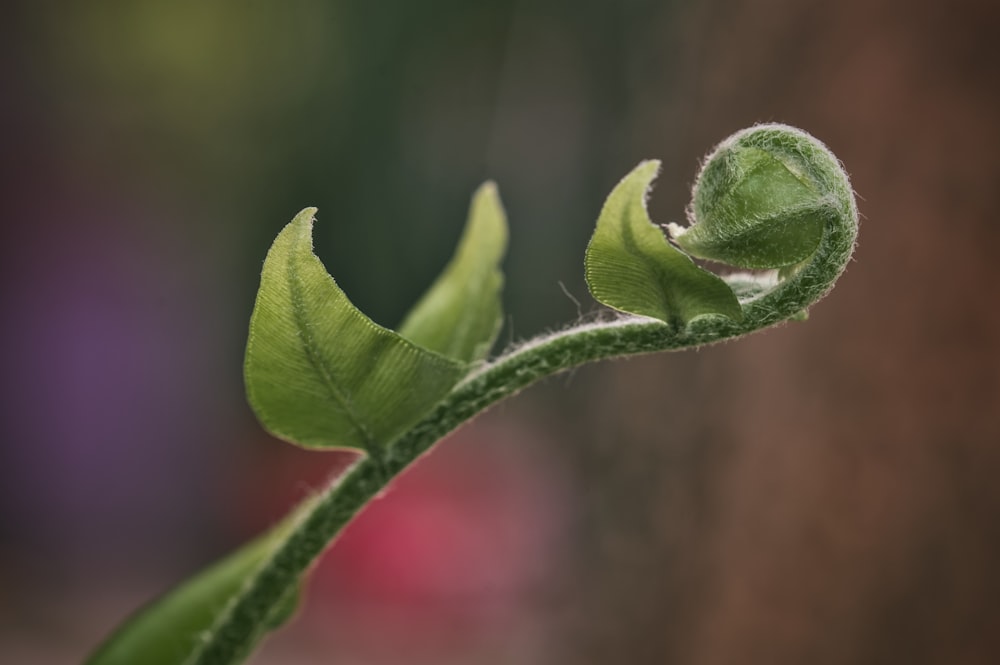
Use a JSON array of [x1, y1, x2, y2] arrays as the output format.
[[185, 124, 859, 665], [670, 123, 857, 271]]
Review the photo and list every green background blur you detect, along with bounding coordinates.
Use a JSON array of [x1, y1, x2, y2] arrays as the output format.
[[2, 1, 1000, 663]]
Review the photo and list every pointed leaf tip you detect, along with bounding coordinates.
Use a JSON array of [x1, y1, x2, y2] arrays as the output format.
[[245, 208, 466, 451], [584, 161, 742, 326], [397, 182, 508, 364]]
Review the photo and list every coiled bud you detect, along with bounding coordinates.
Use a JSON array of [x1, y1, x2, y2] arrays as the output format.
[[668, 124, 857, 271]]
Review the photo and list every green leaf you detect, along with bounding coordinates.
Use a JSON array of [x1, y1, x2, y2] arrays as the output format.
[[669, 125, 836, 269], [584, 160, 743, 325], [85, 510, 304, 665], [244, 208, 466, 451], [397, 182, 508, 364]]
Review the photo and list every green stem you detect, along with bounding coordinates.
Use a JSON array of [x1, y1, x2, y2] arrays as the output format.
[[186, 203, 855, 665]]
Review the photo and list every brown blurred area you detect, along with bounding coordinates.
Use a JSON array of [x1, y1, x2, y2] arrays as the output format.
[[550, 1, 1000, 663], [2, 0, 999, 663]]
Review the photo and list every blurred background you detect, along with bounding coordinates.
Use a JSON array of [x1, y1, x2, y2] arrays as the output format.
[[2, 0, 999, 663]]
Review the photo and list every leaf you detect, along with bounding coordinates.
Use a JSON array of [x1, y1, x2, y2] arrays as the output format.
[[671, 132, 829, 269], [397, 182, 508, 364], [244, 208, 466, 450], [85, 510, 305, 665], [584, 161, 743, 325]]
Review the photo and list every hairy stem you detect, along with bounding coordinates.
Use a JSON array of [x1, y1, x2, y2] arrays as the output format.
[[190, 121, 859, 664], [186, 196, 854, 665]]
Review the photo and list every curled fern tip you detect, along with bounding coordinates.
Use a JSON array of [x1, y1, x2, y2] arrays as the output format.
[[669, 123, 858, 272]]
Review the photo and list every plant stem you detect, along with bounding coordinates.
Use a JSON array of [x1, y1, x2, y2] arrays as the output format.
[[187, 198, 855, 664], [189, 320, 687, 665]]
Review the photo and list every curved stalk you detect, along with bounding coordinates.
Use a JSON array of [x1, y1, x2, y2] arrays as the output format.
[[186, 171, 857, 665]]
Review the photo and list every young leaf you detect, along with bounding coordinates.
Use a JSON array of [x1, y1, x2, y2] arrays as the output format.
[[85, 509, 306, 665], [397, 182, 508, 364], [244, 208, 466, 451], [668, 124, 846, 269], [584, 160, 743, 325], [85, 126, 858, 665]]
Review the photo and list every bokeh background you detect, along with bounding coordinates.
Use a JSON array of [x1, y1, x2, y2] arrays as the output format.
[[2, 1, 999, 663]]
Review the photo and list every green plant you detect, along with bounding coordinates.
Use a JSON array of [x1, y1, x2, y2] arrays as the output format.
[[87, 124, 858, 665]]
